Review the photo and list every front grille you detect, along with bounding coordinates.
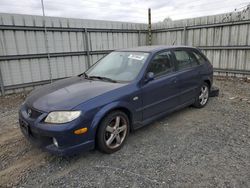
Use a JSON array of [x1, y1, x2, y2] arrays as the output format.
[[29, 108, 43, 119], [25, 105, 43, 119]]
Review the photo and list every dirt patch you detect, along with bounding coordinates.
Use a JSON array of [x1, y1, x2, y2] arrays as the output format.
[[0, 77, 250, 187]]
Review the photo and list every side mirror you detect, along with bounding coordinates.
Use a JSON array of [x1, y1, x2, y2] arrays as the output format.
[[145, 72, 155, 83]]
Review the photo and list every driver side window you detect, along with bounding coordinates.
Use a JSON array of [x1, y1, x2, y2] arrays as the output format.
[[147, 51, 173, 77]]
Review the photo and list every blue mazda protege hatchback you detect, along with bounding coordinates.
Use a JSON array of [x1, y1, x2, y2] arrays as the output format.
[[19, 45, 213, 155]]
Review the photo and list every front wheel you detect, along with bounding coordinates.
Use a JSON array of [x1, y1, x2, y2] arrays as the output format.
[[97, 111, 129, 154], [193, 83, 210, 108]]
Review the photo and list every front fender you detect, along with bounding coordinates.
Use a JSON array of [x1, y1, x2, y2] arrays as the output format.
[[89, 101, 135, 138]]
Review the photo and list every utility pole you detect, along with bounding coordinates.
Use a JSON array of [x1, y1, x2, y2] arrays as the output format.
[[41, 0, 52, 83], [148, 8, 152, 45]]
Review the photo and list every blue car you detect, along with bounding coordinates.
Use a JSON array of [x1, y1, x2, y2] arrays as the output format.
[[19, 46, 213, 155]]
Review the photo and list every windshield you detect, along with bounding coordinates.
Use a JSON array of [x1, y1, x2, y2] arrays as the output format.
[[85, 51, 149, 82]]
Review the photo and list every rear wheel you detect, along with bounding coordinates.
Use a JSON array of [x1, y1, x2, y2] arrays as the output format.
[[193, 82, 209, 108], [97, 111, 129, 154]]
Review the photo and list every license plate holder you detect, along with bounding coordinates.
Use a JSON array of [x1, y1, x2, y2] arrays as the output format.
[[20, 120, 30, 136]]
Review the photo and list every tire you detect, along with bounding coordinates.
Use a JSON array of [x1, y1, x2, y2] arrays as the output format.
[[97, 110, 130, 154], [193, 82, 210, 108]]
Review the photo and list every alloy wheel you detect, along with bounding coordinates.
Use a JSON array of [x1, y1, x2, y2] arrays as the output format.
[[199, 85, 209, 105], [104, 115, 128, 149]]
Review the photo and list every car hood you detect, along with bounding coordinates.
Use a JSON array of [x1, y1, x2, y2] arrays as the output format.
[[26, 76, 126, 112]]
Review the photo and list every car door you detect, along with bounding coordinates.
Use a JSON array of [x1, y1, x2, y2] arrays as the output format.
[[172, 49, 202, 105], [141, 50, 179, 120]]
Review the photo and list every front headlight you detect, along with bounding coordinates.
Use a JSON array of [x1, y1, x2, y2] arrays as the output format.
[[44, 111, 81, 124]]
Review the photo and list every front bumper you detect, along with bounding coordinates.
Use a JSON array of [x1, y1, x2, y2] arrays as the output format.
[[19, 105, 95, 156]]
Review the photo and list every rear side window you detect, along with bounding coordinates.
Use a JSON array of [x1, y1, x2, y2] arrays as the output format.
[[191, 50, 207, 64], [173, 50, 198, 70], [147, 51, 174, 77]]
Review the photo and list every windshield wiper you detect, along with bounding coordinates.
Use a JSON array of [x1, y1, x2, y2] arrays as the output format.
[[88, 76, 117, 83], [83, 72, 89, 78], [79, 72, 89, 79]]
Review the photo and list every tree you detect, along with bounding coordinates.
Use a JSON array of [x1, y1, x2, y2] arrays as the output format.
[[163, 17, 172, 22]]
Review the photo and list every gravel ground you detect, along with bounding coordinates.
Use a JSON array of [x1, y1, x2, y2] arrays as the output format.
[[0, 77, 250, 188]]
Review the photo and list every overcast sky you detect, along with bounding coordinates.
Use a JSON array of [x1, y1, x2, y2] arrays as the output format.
[[0, 0, 249, 23]]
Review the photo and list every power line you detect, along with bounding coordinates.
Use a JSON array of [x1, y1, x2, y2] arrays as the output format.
[[152, 0, 248, 11], [153, 1, 249, 15], [153, 2, 250, 19], [187, 0, 249, 8], [82, 0, 148, 11], [0, 4, 147, 20], [1, 0, 249, 23], [42, 0, 148, 11]]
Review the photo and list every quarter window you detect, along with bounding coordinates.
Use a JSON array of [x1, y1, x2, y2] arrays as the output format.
[[147, 51, 173, 77], [173, 50, 198, 70], [191, 50, 207, 64]]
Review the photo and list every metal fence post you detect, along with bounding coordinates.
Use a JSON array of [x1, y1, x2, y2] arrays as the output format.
[[41, 0, 52, 83], [84, 28, 91, 68], [0, 65, 5, 96], [148, 8, 152, 45], [138, 30, 141, 46], [183, 25, 187, 45]]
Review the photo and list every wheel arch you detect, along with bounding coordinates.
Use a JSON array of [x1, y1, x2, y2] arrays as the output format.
[[97, 107, 132, 129], [90, 102, 134, 140], [204, 79, 211, 89]]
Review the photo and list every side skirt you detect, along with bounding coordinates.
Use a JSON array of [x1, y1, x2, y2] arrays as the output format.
[[132, 99, 195, 131]]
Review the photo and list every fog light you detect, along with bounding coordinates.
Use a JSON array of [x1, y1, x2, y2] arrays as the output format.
[[53, 137, 58, 147]]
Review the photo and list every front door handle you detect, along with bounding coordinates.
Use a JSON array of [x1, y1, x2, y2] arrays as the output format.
[[171, 77, 177, 84]]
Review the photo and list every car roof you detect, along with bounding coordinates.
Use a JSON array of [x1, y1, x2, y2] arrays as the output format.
[[116, 45, 198, 53]]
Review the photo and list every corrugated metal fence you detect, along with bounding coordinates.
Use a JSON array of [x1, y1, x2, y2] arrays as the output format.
[[0, 13, 148, 95], [152, 11, 250, 77], [0, 11, 250, 95]]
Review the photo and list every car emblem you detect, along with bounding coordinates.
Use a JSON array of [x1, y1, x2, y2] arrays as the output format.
[[27, 109, 32, 117], [133, 96, 139, 101]]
